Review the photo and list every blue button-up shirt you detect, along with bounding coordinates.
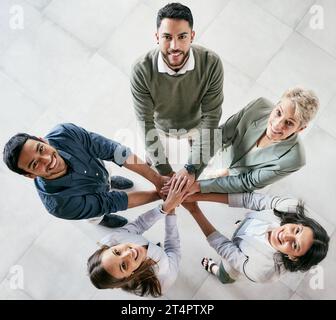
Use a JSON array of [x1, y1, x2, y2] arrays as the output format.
[[34, 123, 132, 220]]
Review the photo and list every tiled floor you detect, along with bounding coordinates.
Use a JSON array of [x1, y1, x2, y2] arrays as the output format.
[[0, 0, 335, 300]]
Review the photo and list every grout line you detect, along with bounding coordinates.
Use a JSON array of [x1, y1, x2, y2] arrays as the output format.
[[292, 0, 316, 31], [192, 0, 232, 40], [253, 0, 315, 31], [253, 29, 294, 81], [190, 273, 212, 300], [0, 217, 52, 286], [295, 29, 336, 63], [315, 122, 336, 144], [93, 1, 145, 54]]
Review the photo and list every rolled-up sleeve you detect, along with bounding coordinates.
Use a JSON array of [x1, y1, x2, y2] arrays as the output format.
[[207, 230, 248, 276], [57, 123, 132, 166], [228, 192, 298, 212]]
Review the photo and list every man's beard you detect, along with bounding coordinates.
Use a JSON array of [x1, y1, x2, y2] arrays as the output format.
[[162, 49, 190, 71]]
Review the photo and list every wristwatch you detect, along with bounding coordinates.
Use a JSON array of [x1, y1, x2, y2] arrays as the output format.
[[184, 163, 196, 175]]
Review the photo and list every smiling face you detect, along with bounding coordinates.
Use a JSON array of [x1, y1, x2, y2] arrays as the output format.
[[268, 223, 314, 259], [17, 139, 67, 180], [101, 243, 147, 279], [156, 18, 195, 71], [266, 98, 306, 141]]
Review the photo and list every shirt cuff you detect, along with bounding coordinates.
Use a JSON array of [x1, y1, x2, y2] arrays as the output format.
[[199, 180, 211, 193], [155, 163, 173, 176], [206, 230, 222, 242], [228, 193, 244, 208], [165, 214, 177, 226], [158, 204, 169, 215], [118, 147, 132, 167]]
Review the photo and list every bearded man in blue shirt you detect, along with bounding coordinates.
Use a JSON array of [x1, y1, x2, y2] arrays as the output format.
[[3, 123, 168, 227]]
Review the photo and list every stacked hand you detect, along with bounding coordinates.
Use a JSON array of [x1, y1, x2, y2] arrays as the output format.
[[162, 175, 190, 214], [161, 168, 196, 197], [154, 175, 172, 198]]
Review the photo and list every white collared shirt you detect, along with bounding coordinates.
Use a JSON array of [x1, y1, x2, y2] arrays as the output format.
[[158, 48, 195, 76], [100, 206, 181, 294], [207, 193, 299, 282]]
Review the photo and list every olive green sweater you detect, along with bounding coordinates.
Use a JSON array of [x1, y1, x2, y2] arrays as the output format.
[[131, 45, 224, 175]]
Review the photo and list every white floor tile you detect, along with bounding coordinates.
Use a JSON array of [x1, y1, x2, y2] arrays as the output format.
[[290, 293, 305, 300], [199, 0, 292, 79], [297, 0, 336, 59], [25, 0, 52, 10], [0, 18, 91, 108], [280, 270, 306, 292], [257, 32, 336, 109], [15, 220, 98, 299], [0, 0, 43, 55], [0, 172, 51, 282], [44, 0, 139, 49], [48, 53, 135, 135], [99, 3, 157, 76], [317, 94, 336, 139], [193, 273, 293, 300], [0, 279, 33, 300], [253, 0, 315, 28], [0, 72, 42, 145], [217, 61, 254, 123]]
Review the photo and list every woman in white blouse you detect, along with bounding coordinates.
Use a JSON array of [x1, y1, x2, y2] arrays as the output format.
[[87, 177, 188, 297], [184, 192, 329, 283]]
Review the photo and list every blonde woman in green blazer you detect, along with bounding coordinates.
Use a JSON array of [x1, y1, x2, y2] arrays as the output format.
[[186, 87, 319, 194]]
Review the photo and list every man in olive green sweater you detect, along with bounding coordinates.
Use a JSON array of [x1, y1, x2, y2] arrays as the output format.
[[130, 3, 224, 188]]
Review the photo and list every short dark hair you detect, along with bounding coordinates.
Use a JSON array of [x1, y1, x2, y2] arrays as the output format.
[[157, 3, 193, 29], [274, 202, 329, 273], [3, 133, 40, 175]]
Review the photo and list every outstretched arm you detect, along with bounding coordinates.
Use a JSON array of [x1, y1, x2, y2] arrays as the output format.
[[184, 203, 216, 237], [185, 192, 299, 215], [198, 169, 296, 193], [184, 192, 229, 204], [127, 190, 160, 208], [160, 176, 191, 291], [123, 154, 170, 195], [185, 203, 248, 278]]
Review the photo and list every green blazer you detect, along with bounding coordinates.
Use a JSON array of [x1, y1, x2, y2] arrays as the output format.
[[199, 97, 305, 193]]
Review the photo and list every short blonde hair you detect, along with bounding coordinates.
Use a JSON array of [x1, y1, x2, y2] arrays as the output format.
[[281, 86, 319, 127]]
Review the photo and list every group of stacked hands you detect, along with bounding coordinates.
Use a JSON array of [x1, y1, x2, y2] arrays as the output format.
[[2, 3, 329, 298]]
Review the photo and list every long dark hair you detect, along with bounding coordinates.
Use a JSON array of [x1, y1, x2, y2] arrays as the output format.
[[273, 201, 329, 273], [87, 245, 162, 297]]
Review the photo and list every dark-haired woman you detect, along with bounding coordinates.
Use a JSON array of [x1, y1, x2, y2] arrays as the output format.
[[87, 177, 188, 297], [183, 192, 329, 283]]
